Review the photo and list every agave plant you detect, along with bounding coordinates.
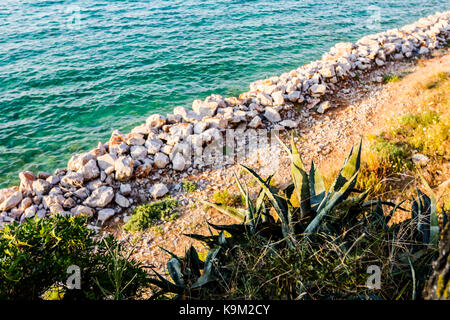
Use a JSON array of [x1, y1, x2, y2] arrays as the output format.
[[148, 246, 222, 299], [188, 136, 366, 247]]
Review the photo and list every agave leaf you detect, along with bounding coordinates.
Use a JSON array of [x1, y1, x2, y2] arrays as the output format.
[[291, 164, 311, 218], [304, 171, 359, 234], [149, 268, 183, 293], [191, 248, 220, 289], [184, 233, 220, 247], [329, 138, 362, 193], [309, 161, 326, 206], [240, 165, 292, 238], [167, 258, 185, 287], [234, 172, 256, 232], [201, 200, 246, 223], [207, 221, 247, 235], [186, 246, 202, 278], [418, 172, 439, 246], [159, 247, 182, 263]]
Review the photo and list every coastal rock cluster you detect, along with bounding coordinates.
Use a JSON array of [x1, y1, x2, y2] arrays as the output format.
[[0, 11, 449, 229]]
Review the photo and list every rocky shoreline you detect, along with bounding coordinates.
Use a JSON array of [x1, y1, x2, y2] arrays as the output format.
[[1, 11, 449, 230]]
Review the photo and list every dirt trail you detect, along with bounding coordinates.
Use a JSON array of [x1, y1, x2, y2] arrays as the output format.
[[114, 49, 450, 277]]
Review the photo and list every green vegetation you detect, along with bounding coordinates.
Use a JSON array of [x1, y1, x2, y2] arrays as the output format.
[[212, 189, 242, 207], [150, 137, 447, 300], [124, 198, 179, 232], [383, 74, 401, 83], [181, 180, 197, 193], [0, 215, 148, 300]]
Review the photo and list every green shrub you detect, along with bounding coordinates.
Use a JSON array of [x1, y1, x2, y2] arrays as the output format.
[[124, 198, 179, 232], [383, 74, 401, 83], [212, 190, 241, 207], [181, 180, 197, 193], [0, 215, 149, 300]]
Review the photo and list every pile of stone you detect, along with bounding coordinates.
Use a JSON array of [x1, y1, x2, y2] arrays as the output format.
[[0, 11, 449, 229]]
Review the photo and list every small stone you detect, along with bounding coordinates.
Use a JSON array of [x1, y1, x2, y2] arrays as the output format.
[[71, 205, 95, 218], [192, 99, 218, 117], [120, 184, 132, 196], [115, 194, 130, 208], [279, 120, 297, 128], [98, 208, 115, 222], [317, 101, 332, 114], [412, 153, 430, 167]]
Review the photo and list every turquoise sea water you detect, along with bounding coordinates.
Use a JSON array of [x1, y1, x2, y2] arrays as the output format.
[[0, 0, 449, 188]]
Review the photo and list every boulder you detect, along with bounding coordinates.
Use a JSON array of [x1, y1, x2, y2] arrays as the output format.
[[0, 191, 22, 212], [146, 139, 163, 155], [154, 152, 170, 169], [114, 156, 134, 181], [126, 132, 146, 146], [264, 107, 281, 123], [272, 91, 285, 106], [61, 172, 84, 188], [135, 159, 152, 178], [19, 171, 36, 193], [172, 153, 186, 171], [248, 116, 263, 128], [310, 84, 327, 95], [97, 153, 116, 171], [67, 153, 96, 172], [130, 145, 148, 160], [78, 159, 100, 181], [146, 114, 166, 128], [83, 186, 114, 208], [192, 99, 218, 117], [151, 183, 169, 199], [32, 179, 51, 196]]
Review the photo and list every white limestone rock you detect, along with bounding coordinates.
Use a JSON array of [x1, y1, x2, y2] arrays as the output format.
[[151, 183, 169, 199], [115, 193, 130, 208], [114, 156, 134, 181], [264, 107, 281, 123], [98, 208, 115, 222], [83, 186, 114, 208], [0, 191, 22, 212]]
